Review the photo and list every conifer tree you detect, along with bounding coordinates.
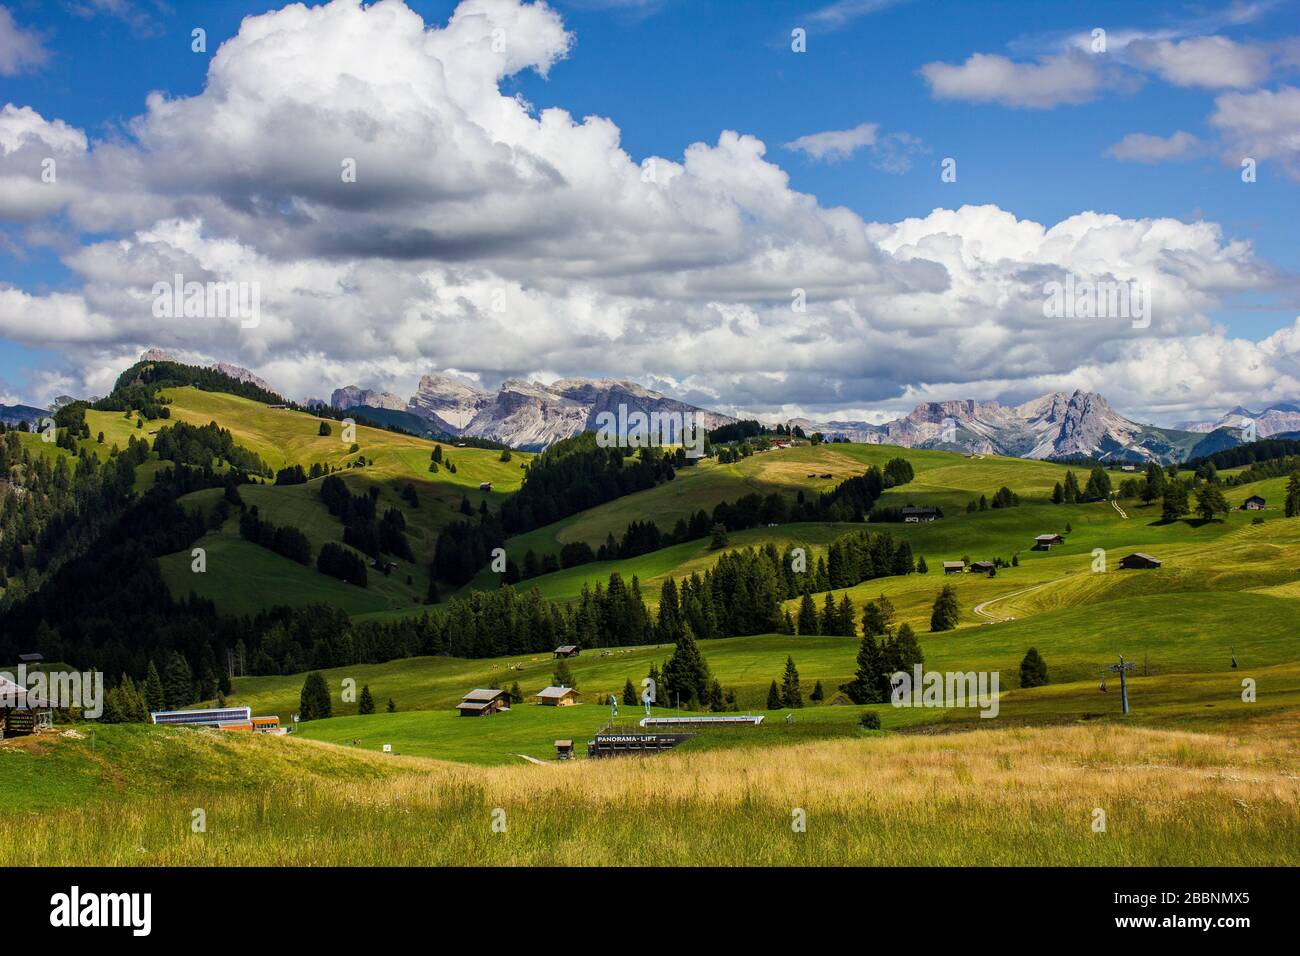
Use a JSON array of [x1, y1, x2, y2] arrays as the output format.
[[662, 625, 711, 707], [766, 679, 782, 710], [622, 678, 638, 706], [1084, 467, 1112, 501], [1287, 471, 1300, 518], [358, 684, 376, 714], [1062, 470, 1081, 503], [1162, 481, 1189, 521], [1142, 461, 1166, 504], [162, 651, 195, 710], [837, 594, 856, 636], [708, 679, 725, 712], [861, 594, 896, 638], [143, 659, 166, 713], [892, 623, 924, 672], [819, 592, 837, 634], [510, 682, 523, 704], [810, 680, 824, 702], [657, 577, 685, 642], [780, 656, 802, 708], [844, 631, 883, 704], [101, 687, 125, 724], [929, 585, 960, 632], [796, 592, 819, 635], [1195, 483, 1229, 521], [299, 672, 332, 721], [553, 658, 576, 688], [1019, 647, 1049, 688]]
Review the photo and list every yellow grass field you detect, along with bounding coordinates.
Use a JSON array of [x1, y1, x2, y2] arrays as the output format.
[[5, 717, 1298, 866]]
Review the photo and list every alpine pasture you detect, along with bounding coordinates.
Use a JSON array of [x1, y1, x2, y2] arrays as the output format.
[[5, 385, 1300, 866]]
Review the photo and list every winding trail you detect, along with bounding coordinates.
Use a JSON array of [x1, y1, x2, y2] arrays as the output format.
[[972, 579, 1063, 623], [1111, 498, 1129, 519]]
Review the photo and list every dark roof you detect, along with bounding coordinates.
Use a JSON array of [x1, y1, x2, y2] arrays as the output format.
[[1122, 552, 1161, 564], [554, 645, 578, 654], [535, 686, 580, 699], [1245, 495, 1266, 503], [901, 506, 938, 515], [461, 688, 506, 702], [456, 700, 491, 711]]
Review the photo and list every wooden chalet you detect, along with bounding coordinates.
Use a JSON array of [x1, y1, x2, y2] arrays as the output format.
[[534, 686, 581, 707], [1119, 552, 1162, 570], [1033, 533, 1065, 550], [902, 506, 939, 523], [1244, 495, 1266, 511], [942, 561, 965, 575], [456, 688, 512, 717], [553, 645, 580, 658], [0, 675, 50, 739], [970, 561, 995, 574]]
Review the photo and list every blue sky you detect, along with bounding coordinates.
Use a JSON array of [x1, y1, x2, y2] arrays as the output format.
[[1, 0, 1298, 422]]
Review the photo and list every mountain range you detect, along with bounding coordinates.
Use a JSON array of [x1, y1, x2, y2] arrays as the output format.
[[792, 390, 1242, 464], [336, 373, 735, 451], [1177, 401, 1300, 439], [18, 350, 1291, 463]]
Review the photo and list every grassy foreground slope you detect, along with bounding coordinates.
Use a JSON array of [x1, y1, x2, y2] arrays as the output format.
[[3, 718, 1297, 865]]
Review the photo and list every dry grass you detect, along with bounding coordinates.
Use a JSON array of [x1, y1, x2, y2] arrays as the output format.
[[6, 721, 1298, 866]]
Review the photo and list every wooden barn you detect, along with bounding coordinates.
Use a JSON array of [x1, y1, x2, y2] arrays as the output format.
[[1033, 533, 1065, 551], [1244, 495, 1266, 511], [970, 561, 995, 574], [902, 506, 939, 523], [943, 561, 965, 575], [456, 688, 511, 717], [553, 645, 580, 658], [534, 686, 581, 707], [0, 675, 50, 739], [1119, 552, 1162, 570]]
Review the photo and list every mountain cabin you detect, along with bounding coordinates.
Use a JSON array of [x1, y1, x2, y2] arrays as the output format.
[[0, 675, 51, 739], [457, 688, 512, 717], [1244, 496, 1266, 511], [534, 686, 581, 707], [1119, 552, 1162, 570]]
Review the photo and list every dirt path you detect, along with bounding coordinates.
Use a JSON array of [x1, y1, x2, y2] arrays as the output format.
[[972, 579, 1062, 623], [1111, 498, 1129, 519]]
